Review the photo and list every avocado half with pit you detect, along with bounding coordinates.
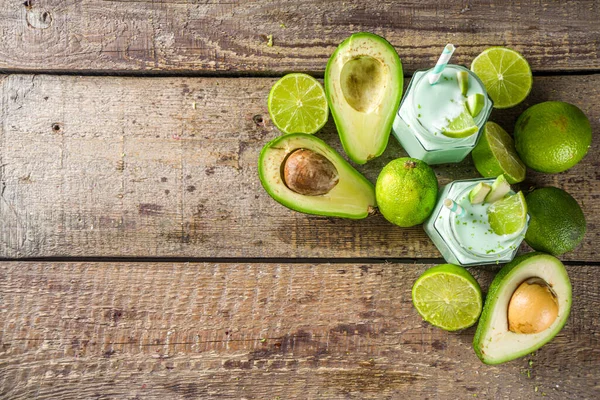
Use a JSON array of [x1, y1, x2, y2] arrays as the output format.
[[473, 252, 572, 365], [325, 32, 403, 164], [258, 133, 376, 219]]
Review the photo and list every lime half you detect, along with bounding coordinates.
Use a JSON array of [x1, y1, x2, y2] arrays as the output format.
[[471, 47, 532, 109], [487, 191, 528, 236], [268, 73, 328, 135], [472, 121, 526, 183], [441, 107, 478, 138], [412, 264, 483, 331]]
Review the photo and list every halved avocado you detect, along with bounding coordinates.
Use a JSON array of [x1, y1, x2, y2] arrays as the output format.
[[325, 32, 403, 164], [258, 133, 376, 219], [473, 253, 572, 365]]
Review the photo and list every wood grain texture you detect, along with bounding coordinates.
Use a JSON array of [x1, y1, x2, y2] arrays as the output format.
[[1, 262, 598, 399], [0, 0, 598, 74], [0, 74, 598, 260]]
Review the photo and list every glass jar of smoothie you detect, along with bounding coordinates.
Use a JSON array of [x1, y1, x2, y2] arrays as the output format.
[[423, 178, 528, 266], [392, 65, 493, 165]]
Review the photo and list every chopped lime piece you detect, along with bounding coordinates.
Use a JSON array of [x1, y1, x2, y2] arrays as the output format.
[[268, 73, 329, 135], [469, 182, 492, 204], [485, 174, 511, 204], [471, 47, 532, 109], [412, 264, 483, 331], [472, 122, 526, 183], [467, 93, 485, 117], [487, 191, 528, 235], [457, 71, 469, 96], [441, 107, 479, 138]]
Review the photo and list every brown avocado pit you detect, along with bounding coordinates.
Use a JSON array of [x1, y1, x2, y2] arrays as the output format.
[[282, 148, 339, 196], [508, 277, 559, 334]]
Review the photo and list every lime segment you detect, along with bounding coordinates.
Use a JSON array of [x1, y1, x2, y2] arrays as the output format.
[[469, 182, 492, 205], [441, 107, 478, 138], [487, 191, 528, 235], [471, 47, 532, 109], [268, 73, 329, 135], [484, 174, 511, 204], [472, 122, 526, 183], [412, 264, 483, 331], [457, 71, 469, 96], [467, 93, 485, 117]]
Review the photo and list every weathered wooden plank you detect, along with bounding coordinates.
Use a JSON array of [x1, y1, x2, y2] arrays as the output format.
[[0, 74, 598, 260], [0, 0, 598, 74], [1, 262, 598, 399]]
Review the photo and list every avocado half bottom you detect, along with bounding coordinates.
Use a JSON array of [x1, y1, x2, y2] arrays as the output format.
[[258, 133, 376, 219], [473, 252, 572, 365], [325, 32, 403, 164]]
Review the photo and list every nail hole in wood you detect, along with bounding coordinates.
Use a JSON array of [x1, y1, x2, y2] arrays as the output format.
[[253, 114, 264, 126], [23, 0, 32, 8], [52, 123, 61, 132]]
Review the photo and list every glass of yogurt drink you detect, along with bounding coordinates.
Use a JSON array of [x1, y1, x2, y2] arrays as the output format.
[[423, 178, 528, 266], [392, 64, 493, 164]]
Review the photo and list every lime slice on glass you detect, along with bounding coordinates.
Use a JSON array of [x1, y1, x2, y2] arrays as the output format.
[[412, 264, 483, 331], [467, 93, 485, 117], [471, 47, 532, 109], [469, 182, 491, 205], [484, 174, 511, 204], [472, 122, 526, 183], [487, 191, 528, 235], [441, 107, 478, 138], [268, 73, 329, 135], [457, 71, 469, 96]]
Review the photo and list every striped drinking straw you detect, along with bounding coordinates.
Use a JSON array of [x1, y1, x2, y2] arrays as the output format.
[[444, 198, 466, 217], [428, 44, 456, 85]]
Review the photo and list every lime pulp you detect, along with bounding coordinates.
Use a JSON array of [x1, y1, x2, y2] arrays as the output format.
[[487, 191, 528, 235], [412, 264, 483, 331], [268, 73, 329, 135]]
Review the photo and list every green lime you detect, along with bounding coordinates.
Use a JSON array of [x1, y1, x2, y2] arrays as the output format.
[[484, 174, 510, 204], [487, 191, 527, 236], [441, 107, 478, 138], [375, 158, 438, 227], [469, 182, 491, 205], [525, 187, 586, 255], [412, 264, 483, 331], [467, 93, 485, 117], [471, 47, 532, 109], [514, 101, 592, 173], [457, 70, 469, 96], [472, 122, 526, 183], [268, 73, 329, 135]]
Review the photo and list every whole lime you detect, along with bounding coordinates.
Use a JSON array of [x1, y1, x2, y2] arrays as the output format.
[[376, 158, 438, 227], [514, 101, 591, 173], [525, 187, 586, 255]]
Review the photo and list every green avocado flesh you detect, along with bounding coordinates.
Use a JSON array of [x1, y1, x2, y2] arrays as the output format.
[[258, 133, 376, 219], [325, 32, 403, 164], [473, 253, 572, 365]]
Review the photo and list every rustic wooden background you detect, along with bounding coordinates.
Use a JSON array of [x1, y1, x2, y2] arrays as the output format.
[[1, 1, 599, 399]]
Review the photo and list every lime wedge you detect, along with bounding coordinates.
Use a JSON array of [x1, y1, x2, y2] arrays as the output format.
[[484, 174, 511, 204], [467, 93, 485, 117], [441, 107, 478, 138], [457, 71, 469, 96], [412, 264, 483, 331], [268, 73, 329, 135], [469, 182, 492, 205], [471, 47, 532, 109], [472, 122, 526, 183], [487, 191, 528, 235]]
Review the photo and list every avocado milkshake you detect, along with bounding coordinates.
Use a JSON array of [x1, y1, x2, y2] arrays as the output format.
[[392, 46, 493, 164], [424, 178, 528, 266]]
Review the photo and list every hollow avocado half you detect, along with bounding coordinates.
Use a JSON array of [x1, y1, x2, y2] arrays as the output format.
[[324, 32, 403, 164], [473, 253, 572, 365], [258, 133, 376, 219]]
